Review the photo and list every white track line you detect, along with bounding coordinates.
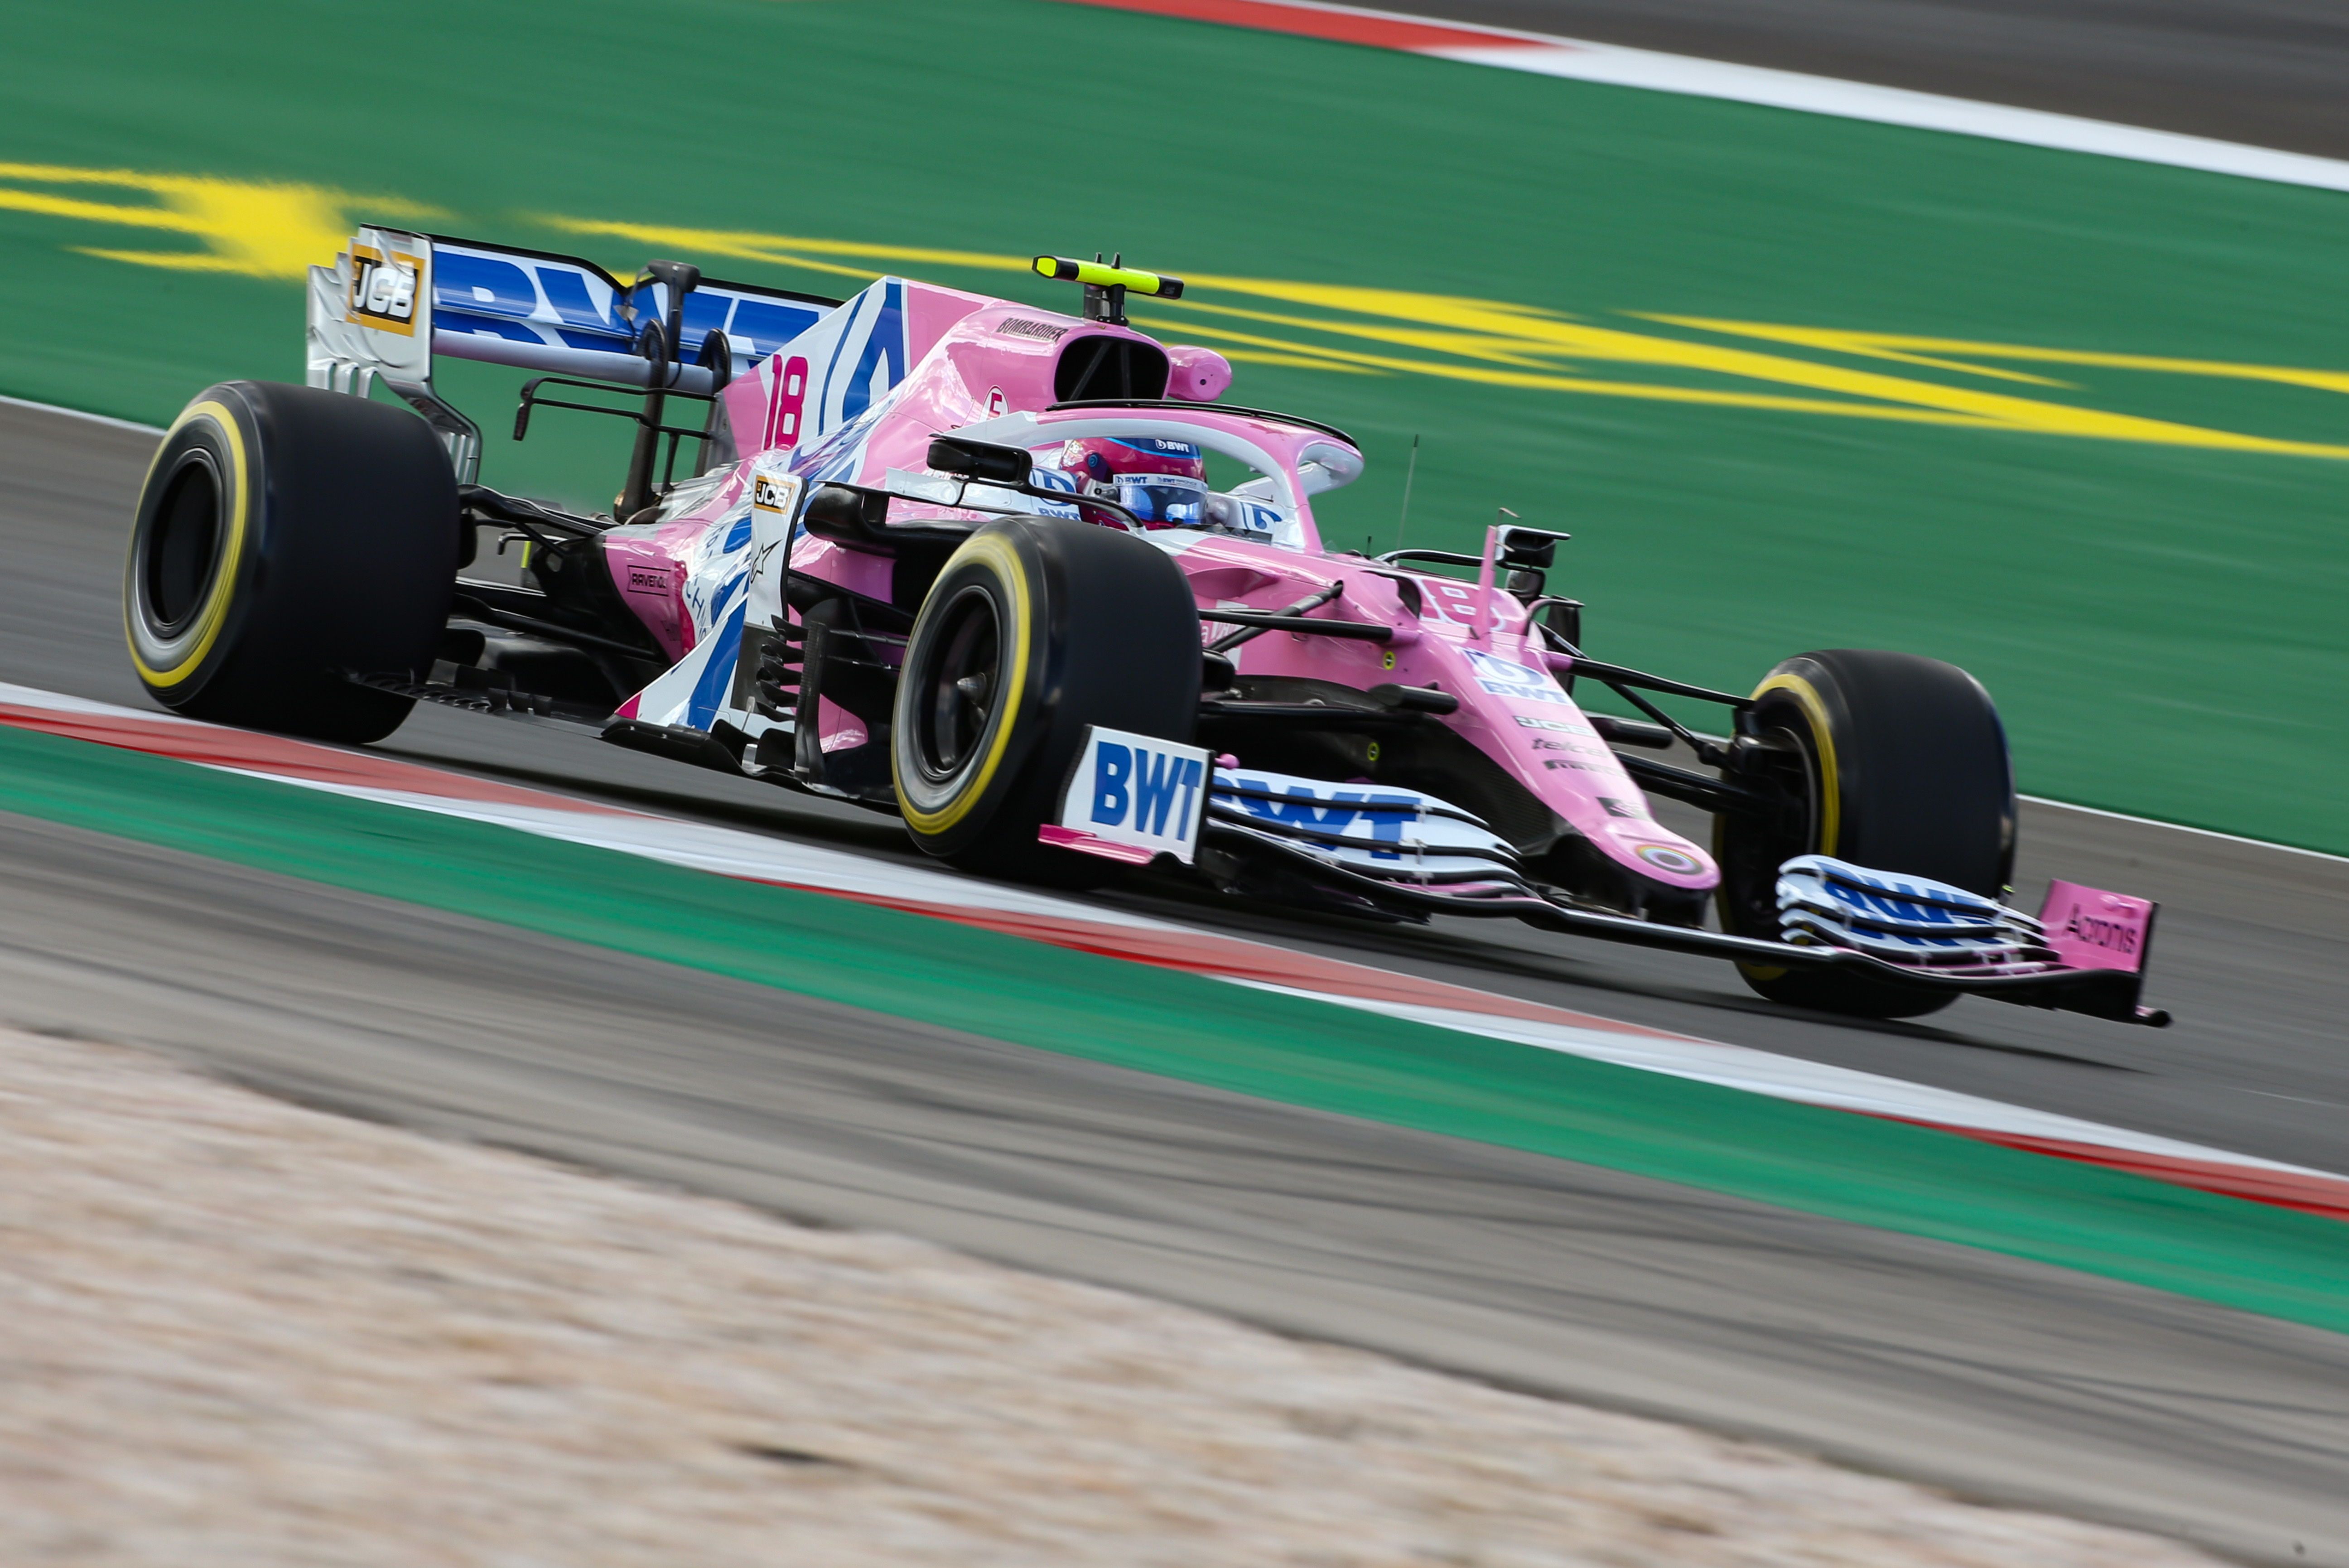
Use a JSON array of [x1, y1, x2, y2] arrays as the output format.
[[1233, 981, 2335, 1177], [0, 392, 164, 435], [1119, 0, 2349, 192], [6, 680, 2340, 1208], [267, 762, 2345, 1177], [2021, 796, 2349, 867], [227, 772, 1189, 934]]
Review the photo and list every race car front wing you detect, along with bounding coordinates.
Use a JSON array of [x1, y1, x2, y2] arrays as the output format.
[[1190, 769, 2168, 1027]]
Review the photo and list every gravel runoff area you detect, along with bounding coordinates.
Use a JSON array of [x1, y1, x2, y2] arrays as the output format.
[[0, 1022, 2222, 1568]]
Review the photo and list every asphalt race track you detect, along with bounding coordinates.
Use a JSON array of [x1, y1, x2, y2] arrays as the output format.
[[1386, 0, 2349, 160], [12, 401, 2349, 1555]]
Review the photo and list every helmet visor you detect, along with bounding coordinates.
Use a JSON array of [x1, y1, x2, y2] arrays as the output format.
[[1110, 471, 1210, 527]]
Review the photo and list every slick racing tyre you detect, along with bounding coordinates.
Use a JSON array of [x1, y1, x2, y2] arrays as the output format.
[[125, 381, 458, 743], [893, 516, 1199, 881], [1715, 649, 2016, 1020]]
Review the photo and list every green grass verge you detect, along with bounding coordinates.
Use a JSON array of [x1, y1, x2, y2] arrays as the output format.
[[4, 719, 2346, 1333]]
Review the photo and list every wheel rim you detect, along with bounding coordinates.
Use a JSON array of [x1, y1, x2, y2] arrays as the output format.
[[140, 450, 225, 636], [911, 584, 1002, 784]]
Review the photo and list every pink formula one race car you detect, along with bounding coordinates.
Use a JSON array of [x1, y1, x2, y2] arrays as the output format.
[[123, 230, 2165, 1026]]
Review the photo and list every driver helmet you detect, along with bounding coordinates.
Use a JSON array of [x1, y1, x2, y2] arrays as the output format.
[[1056, 435, 1210, 529]]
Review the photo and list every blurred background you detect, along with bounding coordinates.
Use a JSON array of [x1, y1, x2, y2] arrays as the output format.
[[5, 5, 2347, 1562]]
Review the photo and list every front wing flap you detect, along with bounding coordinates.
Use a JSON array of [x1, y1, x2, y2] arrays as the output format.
[[1199, 769, 2168, 1026]]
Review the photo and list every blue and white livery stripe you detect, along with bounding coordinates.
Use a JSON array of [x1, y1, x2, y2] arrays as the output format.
[[1776, 854, 2052, 966], [428, 237, 830, 370], [1208, 768, 1529, 890]]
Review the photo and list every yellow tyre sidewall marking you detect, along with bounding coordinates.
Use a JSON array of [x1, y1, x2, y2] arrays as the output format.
[[1733, 670, 1842, 982], [126, 399, 251, 689], [897, 530, 1032, 837], [1752, 671, 1840, 855]]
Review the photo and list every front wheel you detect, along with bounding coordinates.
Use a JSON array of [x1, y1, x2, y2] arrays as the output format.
[[892, 516, 1200, 880], [1715, 648, 2016, 1020], [125, 381, 458, 743]]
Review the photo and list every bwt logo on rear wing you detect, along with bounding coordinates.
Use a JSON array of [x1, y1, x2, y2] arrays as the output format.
[[307, 225, 839, 403], [429, 237, 835, 383]]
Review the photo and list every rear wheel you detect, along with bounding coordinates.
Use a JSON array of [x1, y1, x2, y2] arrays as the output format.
[[892, 516, 1199, 880], [1716, 649, 2015, 1019], [125, 381, 458, 743]]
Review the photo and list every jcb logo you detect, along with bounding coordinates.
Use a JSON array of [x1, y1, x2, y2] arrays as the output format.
[[348, 246, 420, 335], [753, 475, 791, 511]]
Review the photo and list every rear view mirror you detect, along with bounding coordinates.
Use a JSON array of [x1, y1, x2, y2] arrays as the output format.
[[1500, 526, 1569, 569], [801, 482, 890, 543], [927, 435, 1032, 486]]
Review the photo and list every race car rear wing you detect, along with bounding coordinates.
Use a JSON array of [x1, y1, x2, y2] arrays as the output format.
[[306, 225, 839, 481]]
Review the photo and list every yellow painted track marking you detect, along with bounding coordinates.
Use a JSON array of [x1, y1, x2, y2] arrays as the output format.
[[547, 214, 2349, 457]]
